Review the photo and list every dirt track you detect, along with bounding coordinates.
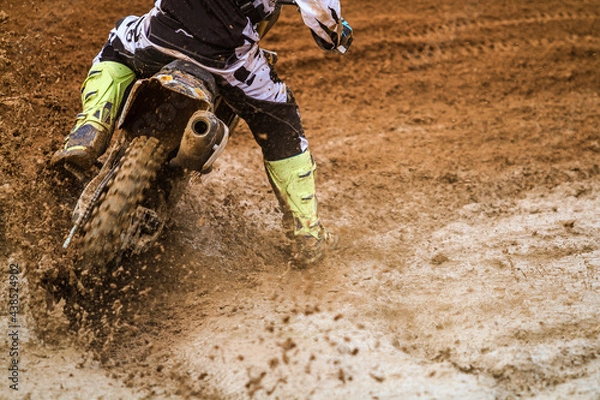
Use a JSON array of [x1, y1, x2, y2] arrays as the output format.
[[1, 0, 600, 399]]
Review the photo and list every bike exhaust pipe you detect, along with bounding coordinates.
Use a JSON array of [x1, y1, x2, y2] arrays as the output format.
[[170, 109, 229, 172]]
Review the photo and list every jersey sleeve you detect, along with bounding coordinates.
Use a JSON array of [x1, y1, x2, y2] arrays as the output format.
[[294, 0, 343, 51]]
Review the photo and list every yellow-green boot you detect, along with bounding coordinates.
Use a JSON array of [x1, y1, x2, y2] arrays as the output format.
[[265, 150, 337, 265], [51, 61, 135, 170]]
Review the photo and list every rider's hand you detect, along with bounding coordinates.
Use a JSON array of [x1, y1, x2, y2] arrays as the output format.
[[335, 18, 354, 54]]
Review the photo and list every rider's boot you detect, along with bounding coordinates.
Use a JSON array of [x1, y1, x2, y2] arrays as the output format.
[[265, 150, 338, 266], [51, 61, 136, 170]]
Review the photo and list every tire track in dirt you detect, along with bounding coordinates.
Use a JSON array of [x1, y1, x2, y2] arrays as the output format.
[[405, 11, 599, 41], [396, 34, 600, 69], [363, 11, 599, 67], [279, 12, 599, 73], [347, 11, 597, 43]]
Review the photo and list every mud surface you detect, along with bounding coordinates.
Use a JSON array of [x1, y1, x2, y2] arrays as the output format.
[[1, 0, 600, 398]]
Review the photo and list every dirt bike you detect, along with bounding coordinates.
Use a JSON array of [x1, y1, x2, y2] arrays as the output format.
[[63, 1, 297, 287], [62, 59, 235, 284]]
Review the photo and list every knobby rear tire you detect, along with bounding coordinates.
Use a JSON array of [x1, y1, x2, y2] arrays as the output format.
[[77, 136, 167, 286]]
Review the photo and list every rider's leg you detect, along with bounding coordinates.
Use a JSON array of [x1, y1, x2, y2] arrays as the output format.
[[51, 61, 135, 169], [51, 15, 145, 170], [216, 51, 337, 264], [51, 14, 173, 170], [264, 149, 338, 265]]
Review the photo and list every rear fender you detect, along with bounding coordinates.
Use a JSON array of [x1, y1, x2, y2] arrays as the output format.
[[118, 60, 218, 154]]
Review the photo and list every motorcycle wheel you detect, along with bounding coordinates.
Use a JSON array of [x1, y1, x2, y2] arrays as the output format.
[[78, 136, 167, 285]]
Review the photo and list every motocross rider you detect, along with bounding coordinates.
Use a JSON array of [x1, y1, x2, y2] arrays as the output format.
[[51, 0, 353, 265]]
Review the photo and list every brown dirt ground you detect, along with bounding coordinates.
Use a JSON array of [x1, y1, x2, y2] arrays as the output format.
[[1, 0, 600, 398]]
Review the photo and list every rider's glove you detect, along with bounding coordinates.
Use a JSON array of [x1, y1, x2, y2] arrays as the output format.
[[311, 18, 354, 54], [335, 18, 354, 54]]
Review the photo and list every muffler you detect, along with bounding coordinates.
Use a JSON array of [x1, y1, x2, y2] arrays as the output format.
[[170, 109, 229, 173]]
